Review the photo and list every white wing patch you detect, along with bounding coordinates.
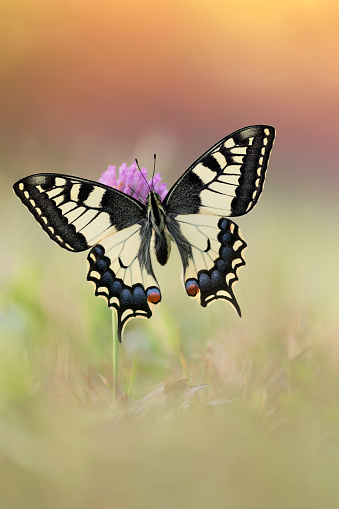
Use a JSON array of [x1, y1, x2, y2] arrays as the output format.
[[82, 187, 106, 208], [191, 140, 248, 215], [89, 225, 157, 292], [199, 188, 234, 215], [94, 224, 144, 289], [176, 215, 222, 280], [192, 163, 216, 185]]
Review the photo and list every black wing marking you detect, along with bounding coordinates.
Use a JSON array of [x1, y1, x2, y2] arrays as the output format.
[[167, 214, 246, 314], [13, 173, 145, 252], [164, 125, 275, 217], [87, 222, 161, 341]]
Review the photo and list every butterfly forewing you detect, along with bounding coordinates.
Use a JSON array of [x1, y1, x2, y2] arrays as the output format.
[[164, 125, 275, 217], [13, 174, 145, 251]]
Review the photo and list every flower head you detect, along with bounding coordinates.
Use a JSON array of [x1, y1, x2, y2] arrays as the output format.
[[98, 161, 168, 203]]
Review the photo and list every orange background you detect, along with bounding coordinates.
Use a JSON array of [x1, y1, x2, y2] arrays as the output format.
[[1, 0, 338, 183]]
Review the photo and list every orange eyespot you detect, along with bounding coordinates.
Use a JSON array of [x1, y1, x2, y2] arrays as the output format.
[[147, 288, 161, 304], [186, 281, 200, 297]]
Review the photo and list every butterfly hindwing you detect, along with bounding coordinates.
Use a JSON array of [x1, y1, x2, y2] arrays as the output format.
[[164, 125, 275, 217], [87, 222, 161, 341], [13, 173, 145, 251], [167, 214, 246, 314]]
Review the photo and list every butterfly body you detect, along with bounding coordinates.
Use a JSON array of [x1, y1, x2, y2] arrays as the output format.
[[146, 191, 172, 266], [14, 125, 275, 341]]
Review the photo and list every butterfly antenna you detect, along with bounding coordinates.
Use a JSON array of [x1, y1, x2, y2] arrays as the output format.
[[151, 154, 156, 191], [128, 186, 146, 204], [135, 158, 151, 192]]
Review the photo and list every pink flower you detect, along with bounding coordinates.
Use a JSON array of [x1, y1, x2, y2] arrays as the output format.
[[98, 161, 168, 203]]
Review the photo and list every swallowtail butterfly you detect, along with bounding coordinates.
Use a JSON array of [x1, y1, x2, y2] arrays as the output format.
[[13, 125, 275, 341]]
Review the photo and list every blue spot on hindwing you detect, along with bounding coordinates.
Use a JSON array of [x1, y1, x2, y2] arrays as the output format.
[[218, 218, 228, 230], [218, 232, 232, 245], [133, 285, 147, 306], [120, 288, 133, 307], [211, 270, 223, 286], [111, 280, 123, 295], [96, 258, 109, 272], [198, 273, 211, 292], [101, 271, 114, 287], [221, 246, 233, 260], [216, 258, 227, 272], [93, 245, 104, 256]]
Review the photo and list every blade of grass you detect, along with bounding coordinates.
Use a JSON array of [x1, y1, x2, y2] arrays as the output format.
[[112, 309, 118, 404], [127, 355, 138, 397]]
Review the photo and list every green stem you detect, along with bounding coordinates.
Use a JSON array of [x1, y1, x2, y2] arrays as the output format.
[[112, 309, 119, 404]]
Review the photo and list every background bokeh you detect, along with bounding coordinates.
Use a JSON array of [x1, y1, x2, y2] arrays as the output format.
[[1, 1, 339, 508], [1, 0, 338, 183]]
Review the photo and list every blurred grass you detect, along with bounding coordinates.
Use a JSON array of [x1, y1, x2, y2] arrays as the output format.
[[1, 172, 339, 508]]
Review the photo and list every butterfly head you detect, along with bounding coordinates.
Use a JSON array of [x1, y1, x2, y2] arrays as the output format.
[[146, 190, 162, 205]]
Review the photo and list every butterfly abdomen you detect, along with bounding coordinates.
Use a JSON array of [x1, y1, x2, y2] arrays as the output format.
[[153, 230, 171, 266], [147, 191, 172, 266]]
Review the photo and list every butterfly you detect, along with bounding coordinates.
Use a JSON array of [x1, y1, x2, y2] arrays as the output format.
[[13, 125, 275, 341]]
